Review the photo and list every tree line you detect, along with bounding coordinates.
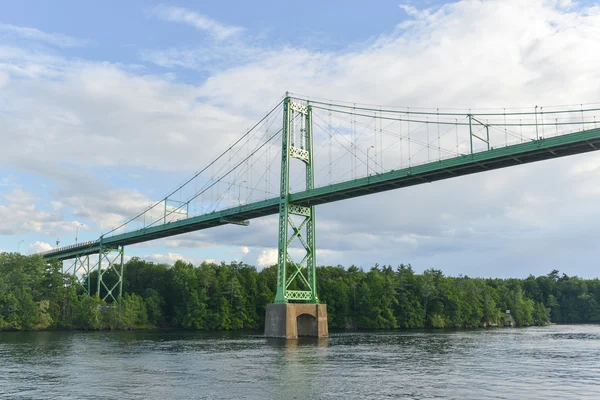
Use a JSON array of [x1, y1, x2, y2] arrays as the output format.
[[1, 252, 599, 331]]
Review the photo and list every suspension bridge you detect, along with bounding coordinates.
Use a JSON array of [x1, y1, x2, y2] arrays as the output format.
[[39, 94, 600, 337]]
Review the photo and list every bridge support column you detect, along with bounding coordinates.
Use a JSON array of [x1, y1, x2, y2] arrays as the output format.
[[94, 245, 124, 302], [267, 95, 328, 337], [265, 303, 328, 339], [63, 254, 91, 295]]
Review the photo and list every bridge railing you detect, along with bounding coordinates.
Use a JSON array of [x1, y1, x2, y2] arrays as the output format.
[[39, 240, 100, 257]]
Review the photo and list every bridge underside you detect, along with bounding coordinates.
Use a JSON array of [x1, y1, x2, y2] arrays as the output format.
[[42, 127, 600, 262]]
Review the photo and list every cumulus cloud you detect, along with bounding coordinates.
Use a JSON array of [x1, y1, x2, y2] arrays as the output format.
[[29, 241, 53, 254], [0, 188, 77, 235], [255, 247, 310, 268], [192, 1, 600, 111], [0, 62, 251, 171], [257, 248, 277, 268], [61, 185, 156, 231], [143, 252, 185, 264]]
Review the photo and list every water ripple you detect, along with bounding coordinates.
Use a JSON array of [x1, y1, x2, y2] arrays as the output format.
[[0, 325, 599, 399]]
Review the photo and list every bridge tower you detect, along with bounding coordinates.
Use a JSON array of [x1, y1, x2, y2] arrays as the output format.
[[265, 95, 328, 338]]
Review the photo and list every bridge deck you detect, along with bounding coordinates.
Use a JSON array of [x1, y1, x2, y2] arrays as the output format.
[[42, 127, 600, 261]]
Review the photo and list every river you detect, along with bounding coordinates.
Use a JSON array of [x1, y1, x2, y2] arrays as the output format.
[[1, 324, 598, 399]]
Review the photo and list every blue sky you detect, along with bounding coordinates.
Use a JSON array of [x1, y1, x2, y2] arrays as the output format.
[[1, 0, 423, 79], [2, 0, 600, 277]]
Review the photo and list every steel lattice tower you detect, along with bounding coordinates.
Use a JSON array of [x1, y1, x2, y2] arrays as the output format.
[[273, 96, 319, 304]]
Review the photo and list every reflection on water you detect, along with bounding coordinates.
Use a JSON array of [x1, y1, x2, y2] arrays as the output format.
[[1, 325, 599, 399]]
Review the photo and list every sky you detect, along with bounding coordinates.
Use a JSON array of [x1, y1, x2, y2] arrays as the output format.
[[1, 0, 600, 278]]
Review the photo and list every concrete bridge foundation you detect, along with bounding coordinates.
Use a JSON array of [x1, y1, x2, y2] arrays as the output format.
[[265, 304, 328, 339]]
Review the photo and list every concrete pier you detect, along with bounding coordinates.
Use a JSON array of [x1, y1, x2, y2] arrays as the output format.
[[264, 304, 328, 339]]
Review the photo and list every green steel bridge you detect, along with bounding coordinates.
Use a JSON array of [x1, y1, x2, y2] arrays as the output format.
[[39, 94, 600, 303]]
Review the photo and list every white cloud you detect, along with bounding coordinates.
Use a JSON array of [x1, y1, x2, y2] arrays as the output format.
[[150, 5, 244, 40], [195, 1, 600, 111], [29, 241, 53, 254], [255, 247, 310, 268], [240, 246, 249, 254], [0, 188, 76, 235], [257, 248, 277, 268], [0, 176, 142, 239], [61, 186, 156, 231], [0, 61, 251, 171], [0, 24, 86, 48], [143, 252, 185, 264]]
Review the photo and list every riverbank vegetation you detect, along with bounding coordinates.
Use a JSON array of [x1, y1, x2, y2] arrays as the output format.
[[1, 252, 599, 331]]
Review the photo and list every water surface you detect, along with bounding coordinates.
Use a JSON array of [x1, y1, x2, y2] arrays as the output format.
[[1, 325, 599, 399]]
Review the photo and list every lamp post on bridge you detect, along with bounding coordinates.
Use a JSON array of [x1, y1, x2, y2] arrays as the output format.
[[535, 105, 539, 140], [75, 223, 84, 244], [17, 240, 24, 254], [367, 145, 374, 176], [238, 181, 246, 206]]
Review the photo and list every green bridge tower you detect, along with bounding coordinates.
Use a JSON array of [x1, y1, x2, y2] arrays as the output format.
[[265, 95, 328, 339]]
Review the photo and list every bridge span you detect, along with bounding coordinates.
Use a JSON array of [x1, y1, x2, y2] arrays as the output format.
[[42, 125, 600, 261], [37, 96, 600, 336]]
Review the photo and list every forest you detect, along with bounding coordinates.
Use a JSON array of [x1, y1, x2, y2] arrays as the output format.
[[1, 251, 599, 331]]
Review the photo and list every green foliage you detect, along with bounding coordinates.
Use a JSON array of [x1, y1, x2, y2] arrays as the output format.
[[74, 295, 104, 330], [143, 288, 165, 327], [533, 301, 550, 326], [1, 251, 599, 331], [109, 293, 149, 330], [430, 313, 445, 328]]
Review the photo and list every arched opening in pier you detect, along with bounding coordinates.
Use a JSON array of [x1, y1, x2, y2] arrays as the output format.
[[297, 313, 317, 337]]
